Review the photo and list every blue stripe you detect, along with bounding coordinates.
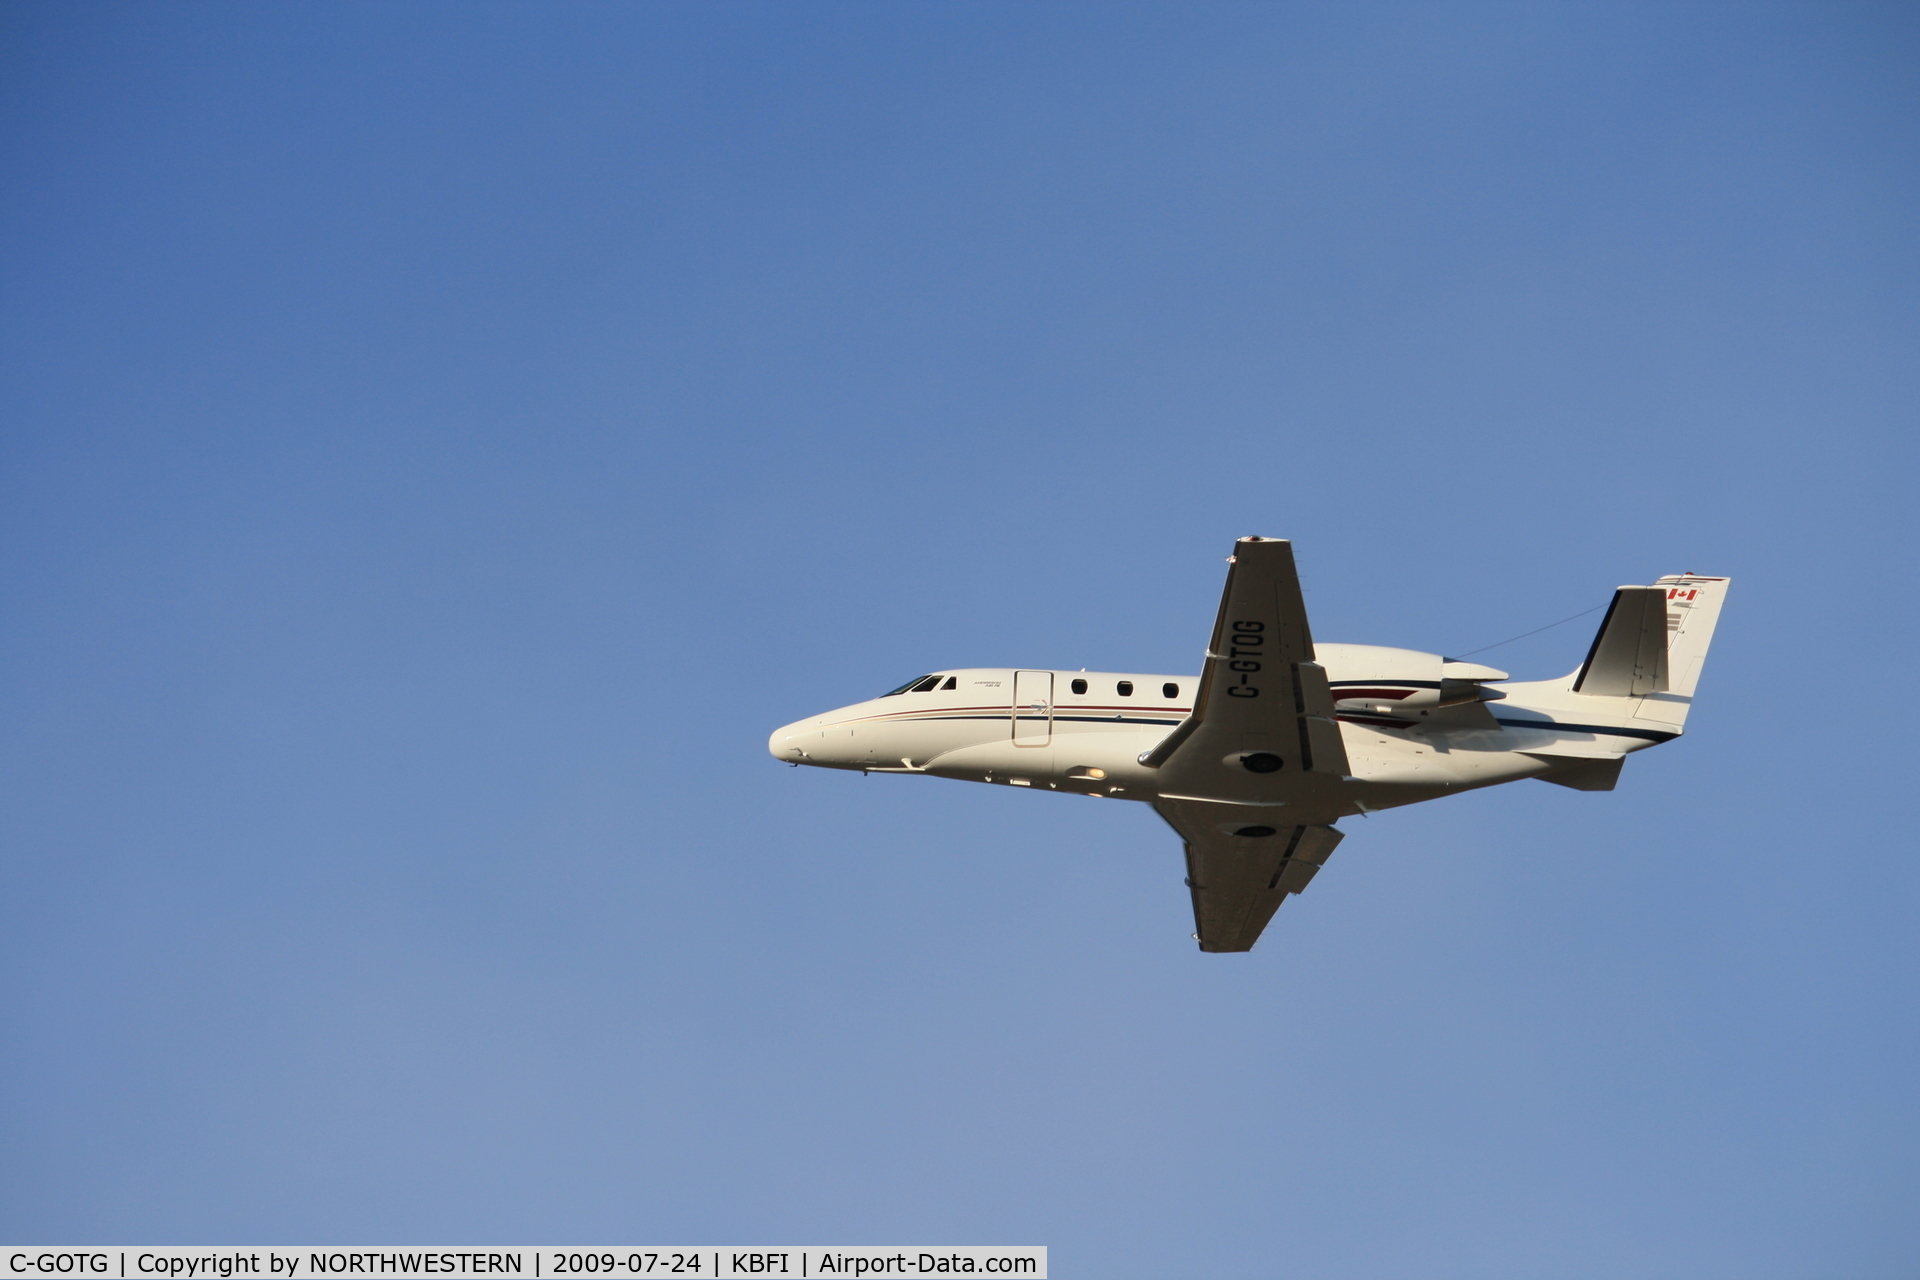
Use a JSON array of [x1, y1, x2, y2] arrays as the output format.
[[1493, 717, 1677, 743]]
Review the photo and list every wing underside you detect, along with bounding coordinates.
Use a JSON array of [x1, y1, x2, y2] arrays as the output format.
[[1154, 797, 1344, 952]]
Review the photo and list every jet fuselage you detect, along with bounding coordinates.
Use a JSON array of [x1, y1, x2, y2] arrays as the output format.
[[769, 643, 1681, 820]]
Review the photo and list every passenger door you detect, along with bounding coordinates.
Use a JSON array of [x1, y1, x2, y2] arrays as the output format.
[[1011, 670, 1053, 746]]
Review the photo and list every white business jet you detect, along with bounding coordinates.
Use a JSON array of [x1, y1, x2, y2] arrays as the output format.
[[769, 538, 1728, 952]]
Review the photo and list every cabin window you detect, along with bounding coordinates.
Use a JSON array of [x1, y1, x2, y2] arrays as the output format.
[[881, 676, 933, 697], [940, 677, 956, 690], [1070, 678, 1088, 695], [1116, 680, 1134, 696], [1163, 683, 1178, 699]]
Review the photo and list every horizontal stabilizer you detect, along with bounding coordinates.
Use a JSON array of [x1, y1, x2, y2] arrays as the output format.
[[1573, 586, 1669, 697], [1529, 755, 1624, 791]]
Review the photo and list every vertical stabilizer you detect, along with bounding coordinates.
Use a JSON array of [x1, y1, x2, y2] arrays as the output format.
[[1628, 575, 1731, 731], [1649, 575, 1730, 698], [1572, 586, 1671, 696], [1556, 575, 1730, 733]]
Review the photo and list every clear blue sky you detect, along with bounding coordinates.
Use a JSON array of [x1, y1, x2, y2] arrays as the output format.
[[2, 3, 1915, 1274]]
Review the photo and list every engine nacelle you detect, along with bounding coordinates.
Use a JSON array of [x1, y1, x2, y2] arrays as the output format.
[[1314, 645, 1508, 718]]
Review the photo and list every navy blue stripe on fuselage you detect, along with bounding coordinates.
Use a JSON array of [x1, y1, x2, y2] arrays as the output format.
[[1492, 717, 1677, 743]]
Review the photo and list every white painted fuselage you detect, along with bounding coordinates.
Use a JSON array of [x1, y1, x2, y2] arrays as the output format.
[[768, 640, 1699, 820]]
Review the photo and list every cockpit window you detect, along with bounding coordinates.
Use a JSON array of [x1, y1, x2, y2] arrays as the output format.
[[881, 675, 934, 697], [940, 677, 957, 690], [910, 675, 943, 692]]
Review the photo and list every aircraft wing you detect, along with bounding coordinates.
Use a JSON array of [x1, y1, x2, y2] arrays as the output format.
[[1141, 538, 1352, 950], [1154, 798, 1345, 952], [1142, 536, 1351, 784]]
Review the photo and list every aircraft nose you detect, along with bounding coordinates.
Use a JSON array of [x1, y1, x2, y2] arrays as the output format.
[[768, 718, 814, 763]]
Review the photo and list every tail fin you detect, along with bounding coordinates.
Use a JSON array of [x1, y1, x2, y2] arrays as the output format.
[[1572, 586, 1671, 696], [1650, 575, 1730, 698], [1565, 574, 1729, 732]]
